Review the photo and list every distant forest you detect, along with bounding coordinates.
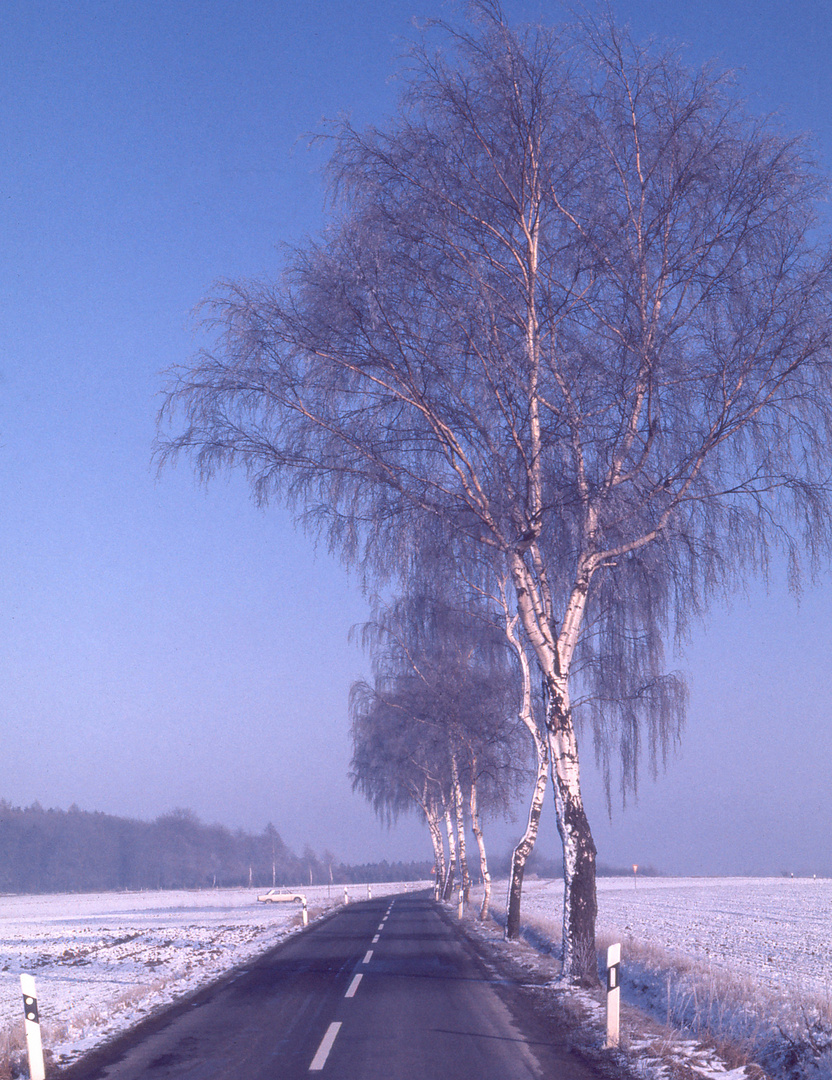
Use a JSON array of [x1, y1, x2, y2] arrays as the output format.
[[0, 801, 432, 894]]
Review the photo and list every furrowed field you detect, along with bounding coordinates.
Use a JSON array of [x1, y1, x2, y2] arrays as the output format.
[[517, 876, 832, 998], [3, 877, 831, 1078]]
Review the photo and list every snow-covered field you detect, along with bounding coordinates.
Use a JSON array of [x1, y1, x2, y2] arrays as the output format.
[[476, 876, 832, 1080], [5, 877, 832, 1077], [513, 875, 832, 1000], [0, 882, 424, 1072]]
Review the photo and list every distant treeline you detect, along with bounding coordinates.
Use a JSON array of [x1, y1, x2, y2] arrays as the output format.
[[488, 849, 661, 879], [0, 801, 424, 894], [344, 860, 434, 883]]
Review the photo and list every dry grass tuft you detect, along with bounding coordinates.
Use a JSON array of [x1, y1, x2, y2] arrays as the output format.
[[482, 894, 832, 1080], [604, 934, 832, 1080], [0, 1023, 27, 1079]]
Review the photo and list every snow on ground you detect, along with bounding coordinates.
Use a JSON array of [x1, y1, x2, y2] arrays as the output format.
[[6, 876, 832, 1077], [513, 875, 832, 1000], [471, 876, 832, 1080], [0, 882, 424, 1072]]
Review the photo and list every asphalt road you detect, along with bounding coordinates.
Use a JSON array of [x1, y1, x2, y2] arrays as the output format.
[[58, 894, 603, 1080]]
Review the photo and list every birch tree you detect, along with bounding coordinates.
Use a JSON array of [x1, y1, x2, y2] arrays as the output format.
[[160, 5, 832, 982], [350, 589, 525, 912], [349, 680, 451, 895]]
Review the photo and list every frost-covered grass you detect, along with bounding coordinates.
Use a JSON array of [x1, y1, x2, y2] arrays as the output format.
[[483, 876, 832, 1080], [0, 881, 424, 1076], [8, 876, 831, 1080]]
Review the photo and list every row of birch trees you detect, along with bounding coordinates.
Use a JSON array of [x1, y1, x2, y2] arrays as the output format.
[[348, 579, 529, 918], [159, 2, 832, 983]]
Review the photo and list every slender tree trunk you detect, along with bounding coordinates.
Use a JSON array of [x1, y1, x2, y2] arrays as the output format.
[[505, 728, 549, 939], [503, 607, 550, 941], [451, 756, 471, 903], [442, 808, 457, 901], [468, 770, 491, 920], [546, 680, 598, 986], [426, 802, 446, 901], [510, 556, 599, 985]]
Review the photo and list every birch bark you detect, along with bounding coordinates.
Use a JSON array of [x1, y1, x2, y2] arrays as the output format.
[[506, 735, 549, 940], [509, 551, 600, 983], [468, 767, 491, 920], [425, 799, 446, 902], [503, 609, 549, 940], [545, 676, 597, 982], [442, 808, 457, 901], [451, 755, 471, 903]]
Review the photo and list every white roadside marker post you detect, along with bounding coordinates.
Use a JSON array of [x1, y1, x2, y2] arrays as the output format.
[[457, 887, 464, 920], [367, 884, 372, 900], [344, 886, 349, 905], [605, 943, 621, 1049], [301, 897, 308, 926], [21, 974, 46, 1080]]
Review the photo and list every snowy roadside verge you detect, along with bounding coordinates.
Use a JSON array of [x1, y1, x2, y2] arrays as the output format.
[[0, 881, 427, 1077], [460, 877, 832, 1080]]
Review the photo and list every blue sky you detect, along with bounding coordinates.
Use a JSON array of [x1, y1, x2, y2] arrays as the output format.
[[1, 0, 831, 873]]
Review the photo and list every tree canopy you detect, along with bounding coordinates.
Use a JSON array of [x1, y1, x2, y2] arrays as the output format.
[[160, 3, 832, 982]]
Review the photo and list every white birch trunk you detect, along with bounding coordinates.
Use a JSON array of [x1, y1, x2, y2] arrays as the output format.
[[506, 728, 549, 939], [504, 608, 550, 940], [468, 770, 491, 920], [443, 808, 457, 901], [426, 802, 446, 901], [546, 675, 598, 985], [451, 755, 471, 903], [510, 555, 599, 985]]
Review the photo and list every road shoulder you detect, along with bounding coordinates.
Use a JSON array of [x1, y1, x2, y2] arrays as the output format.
[[455, 908, 762, 1080]]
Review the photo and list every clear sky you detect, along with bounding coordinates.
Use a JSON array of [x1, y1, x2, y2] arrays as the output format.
[[2, 0, 831, 876]]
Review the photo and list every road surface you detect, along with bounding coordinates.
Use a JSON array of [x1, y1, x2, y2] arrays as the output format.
[[58, 894, 603, 1080]]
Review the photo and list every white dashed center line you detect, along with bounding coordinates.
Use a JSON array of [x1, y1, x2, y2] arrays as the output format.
[[309, 1022, 342, 1072], [311, 904, 397, 1071]]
